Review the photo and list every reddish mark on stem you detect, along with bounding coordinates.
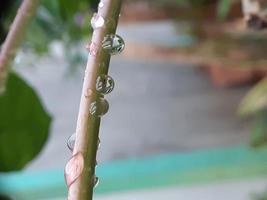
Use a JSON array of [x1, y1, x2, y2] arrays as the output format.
[[64, 152, 84, 187], [85, 88, 93, 98], [86, 42, 98, 57]]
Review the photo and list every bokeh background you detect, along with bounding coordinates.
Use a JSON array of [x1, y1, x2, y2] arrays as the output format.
[[1, 0, 267, 199]]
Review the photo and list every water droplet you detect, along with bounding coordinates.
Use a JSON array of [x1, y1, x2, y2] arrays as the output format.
[[64, 152, 84, 187], [91, 13, 105, 29], [93, 176, 99, 188], [97, 138, 101, 149], [67, 134, 76, 151], [14, 54, 21, 64], [95, 160, 98, 168], [90, 98, 109, 117], [98, 1, 104, 9], [96, 75, 115, 95], [102, 34, 125, 55]]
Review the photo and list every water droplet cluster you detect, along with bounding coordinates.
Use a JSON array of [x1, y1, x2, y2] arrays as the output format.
[[65, 5, 125, 190]]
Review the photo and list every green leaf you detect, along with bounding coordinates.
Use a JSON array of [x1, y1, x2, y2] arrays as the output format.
[[0, 73, 51, 171], [217, 0, 231, 20], [0, 194, 12, 200], [238, 79, 267, 116], [250, 111, 267, 148]]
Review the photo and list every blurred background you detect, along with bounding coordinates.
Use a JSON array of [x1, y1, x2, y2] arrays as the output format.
[[1, 0, 267, 199]]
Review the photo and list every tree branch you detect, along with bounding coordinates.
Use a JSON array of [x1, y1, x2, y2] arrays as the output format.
[[66, 1, 123, 200], [0, 0, 40, 93]]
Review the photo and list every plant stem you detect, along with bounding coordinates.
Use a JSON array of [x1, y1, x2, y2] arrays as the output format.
[[67, 0, 122, 199], [0, 0, 40, 92]]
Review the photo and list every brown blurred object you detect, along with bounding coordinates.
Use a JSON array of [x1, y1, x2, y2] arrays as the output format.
[[246, 13, 267, 30], [120, 0, 243, 23], [120, 0, 267, 87]]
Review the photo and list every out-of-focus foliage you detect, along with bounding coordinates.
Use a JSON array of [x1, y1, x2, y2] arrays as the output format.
[[239, 79, 267, 116], [239, 79, 267, 148], [0, 73, 51, 171], [1, 0, 96, 54], [26, 0, 93, 53], [254, 190, 267, 200], [249, 111, 267, 147], [0, 194, 12, 200], [217, 0, 232, 20], [176, 0, 233, 19], [173, 0, 267, 148], [176, 0, 214, 7]]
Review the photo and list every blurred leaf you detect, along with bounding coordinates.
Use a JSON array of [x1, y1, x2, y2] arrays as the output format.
[[0, 73, 51, 171], [238, 79, 267, 116], [250, 111, 267, 147], [217, 0, 231, 20], [0, 194, 12, 200]]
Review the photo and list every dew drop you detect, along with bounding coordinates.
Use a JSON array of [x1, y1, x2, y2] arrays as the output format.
[[67, 134, 76, 151], [102, 34, 125, 55], [95, 160, 98, 168], [98, 1, 104, 9], [14, 54, 21, 65], [90, 98, 109, 117], [96, 75, 115, 95], [97, 138, 101, 149], [91, 13, 105, 29], [93, 176, 99, 188], [64, 152, 84, 187]]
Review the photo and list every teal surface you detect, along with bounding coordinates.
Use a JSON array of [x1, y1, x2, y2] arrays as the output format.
[[1, 145, 267, 199]]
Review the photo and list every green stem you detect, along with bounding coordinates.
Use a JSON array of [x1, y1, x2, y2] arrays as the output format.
[[67, 1, 122, 200], [0, 0, 40, 93]]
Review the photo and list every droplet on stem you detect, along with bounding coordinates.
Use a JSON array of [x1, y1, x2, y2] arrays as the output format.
[[97, 138, 101, 149], [67, 134, 76, 151], [102, 34, 125, 55], [93, 175, 99, 188], [98, 1, 104, 9], [91, 13, 105, 29], [64, 152, 84, 187], [96, 75, 115, 95], [90, 98, 109, 117], [95, 160, 98, 168]]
